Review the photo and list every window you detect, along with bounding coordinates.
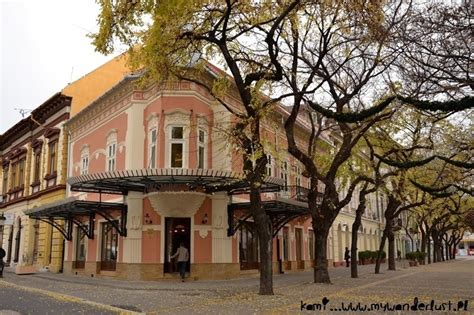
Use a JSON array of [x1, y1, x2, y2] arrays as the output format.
[[11, 162, 17, 188], [100, 221, 118, 271], [148, 128, 157, 168], [107, 143, 116, 172], [239, 222, 259, 270], [197, 129, 205, 169], [280, 161, 288, 191], [265, 155, 273, 176], [75, 228, 86, 268], [283, 227, 289, 261], [2, 166, 8, 194], [48, 141, 57, 175], [18, 158, 25, 187], [295, 165, 301, 187], [81, 155, 89, 175], [33, 152, 41, 183], [170, 126, 184, 168]]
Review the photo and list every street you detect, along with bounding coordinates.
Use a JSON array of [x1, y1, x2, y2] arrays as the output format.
[[0, 257, 472, 314]]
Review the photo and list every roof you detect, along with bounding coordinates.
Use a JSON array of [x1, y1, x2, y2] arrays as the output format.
[[68, 168, 284, 195]]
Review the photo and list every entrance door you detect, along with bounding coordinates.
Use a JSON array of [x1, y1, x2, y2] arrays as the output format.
[[295, 228, 303, 269], [164, 217, 191, 273]]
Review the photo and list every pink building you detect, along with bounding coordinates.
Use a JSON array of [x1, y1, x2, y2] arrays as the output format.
[[28, 71, 385, 280]]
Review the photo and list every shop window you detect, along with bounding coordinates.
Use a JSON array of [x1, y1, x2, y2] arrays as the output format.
[[239, 221, 259, 270], [75, 227, 86, 269], [283, 226, 289, 261], [100, 221, 118, 271]]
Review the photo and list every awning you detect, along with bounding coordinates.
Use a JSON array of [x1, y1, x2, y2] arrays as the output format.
[[68, 168, 284, 195], [227, 197, 312, 237], [26, 197, 127, 241]]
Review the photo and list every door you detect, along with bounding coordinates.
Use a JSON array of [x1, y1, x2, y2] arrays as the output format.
[[239, 221, 259, 270], [164, 217, 191, 273], [295, 228, 303, 269]]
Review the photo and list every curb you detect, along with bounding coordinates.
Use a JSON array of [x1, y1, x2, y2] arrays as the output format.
[[0, 280, 145, 315]]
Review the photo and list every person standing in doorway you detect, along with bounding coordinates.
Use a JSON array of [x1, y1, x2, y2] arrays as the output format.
[[344, 247, 350, 267], [171, 242, 189, 282]]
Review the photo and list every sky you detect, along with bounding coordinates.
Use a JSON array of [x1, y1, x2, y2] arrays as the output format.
[[0, 0, 121, 133]]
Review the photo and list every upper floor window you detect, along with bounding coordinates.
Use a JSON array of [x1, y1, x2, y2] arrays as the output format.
[[170, 126, 184, 168], [80, 146, 89, 175], [148, 128, 157, 168], [197, 129, 206, 169], [107, 143, 116, 172], [48, 141, 58, 175], [81, 155, 89, 175], [11, 162, 17, 188], [33, 151, 41, 183], [295, 165, 301, 187], [2, 166, 8, 194], [280, 160, 288, 191], [106, 131, 117, 172], [265, 155, 273, 177], [18, 158, 25, 187]]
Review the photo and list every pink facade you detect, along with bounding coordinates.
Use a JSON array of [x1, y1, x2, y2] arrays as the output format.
[[62, 76, 328, 280]]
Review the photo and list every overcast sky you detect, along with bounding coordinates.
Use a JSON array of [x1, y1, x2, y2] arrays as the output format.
[[0, 0, 121, 134]]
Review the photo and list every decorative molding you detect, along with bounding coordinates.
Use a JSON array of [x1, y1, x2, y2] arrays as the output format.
[[199, 229, 209, 239], [147, 191, 206, 217]]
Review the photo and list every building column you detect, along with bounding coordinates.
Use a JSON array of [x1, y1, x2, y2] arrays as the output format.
[[122, 192, 143, 263], [211, 192, 232, 263]]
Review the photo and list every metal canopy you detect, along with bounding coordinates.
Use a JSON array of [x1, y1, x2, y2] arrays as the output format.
[[227, 197, 311, 237], [25, 197, 127, 241], [68, 168, 283, 195]]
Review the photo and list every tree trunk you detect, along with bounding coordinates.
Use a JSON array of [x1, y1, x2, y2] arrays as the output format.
[[375, 227, 388, 274], [251, 188, 274, 295], [313, 223, 331, 283], [387, 229, 396, 270], [351, 189, 367, 278], [427, 238, 432, 264], [350, 221, 360, 278], [420, 229, 426, 253]]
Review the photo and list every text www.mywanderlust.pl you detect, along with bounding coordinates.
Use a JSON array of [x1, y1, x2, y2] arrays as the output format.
[[301, 297, 469, 312]]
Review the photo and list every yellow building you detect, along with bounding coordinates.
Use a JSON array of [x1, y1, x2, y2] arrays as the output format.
[[0, 54, 131, 273]]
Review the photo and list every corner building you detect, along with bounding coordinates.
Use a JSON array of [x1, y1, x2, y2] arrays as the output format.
[[32, 68, 389, 280]]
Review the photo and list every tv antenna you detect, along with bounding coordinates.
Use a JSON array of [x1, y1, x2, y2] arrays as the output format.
[[14, 108, 32, 118]]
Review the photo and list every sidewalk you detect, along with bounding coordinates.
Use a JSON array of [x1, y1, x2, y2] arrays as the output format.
[[1, 258, 471, 314]]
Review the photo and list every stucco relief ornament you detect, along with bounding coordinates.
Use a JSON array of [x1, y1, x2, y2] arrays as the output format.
[[130, 215, 142, 230], [199, 229, 208, 239]]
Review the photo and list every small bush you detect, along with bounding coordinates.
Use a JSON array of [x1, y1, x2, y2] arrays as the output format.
[[406, 252, 416, 260]]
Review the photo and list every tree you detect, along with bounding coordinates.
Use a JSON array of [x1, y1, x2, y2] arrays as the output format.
[[270, 0, 413, 283], [92, 0, 302, 295]]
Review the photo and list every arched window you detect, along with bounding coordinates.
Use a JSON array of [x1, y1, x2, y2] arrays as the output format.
[[80, 146, 89, 175], [106, 131, 117, 172], [197, 129, 206, 169], [147, 115, 158, 169]]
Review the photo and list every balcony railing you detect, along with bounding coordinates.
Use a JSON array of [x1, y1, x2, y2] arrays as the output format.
[[277, 185, 323, 204]]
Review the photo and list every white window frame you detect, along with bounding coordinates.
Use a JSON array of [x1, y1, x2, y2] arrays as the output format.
[[81, 155, 89, 175], [295, 165, 301, 187], [280, 160, 288, 191], [148, 128, 157, 168], [106, 132, 117, 172], [168, 125, 186, 168], [197, 128, 206, 169], [265, 154, 273, 177]]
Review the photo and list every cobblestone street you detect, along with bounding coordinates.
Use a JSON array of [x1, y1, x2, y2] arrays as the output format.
[[1, 257, 472, 314]]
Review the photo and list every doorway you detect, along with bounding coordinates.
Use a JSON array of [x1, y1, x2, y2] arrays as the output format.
[[164, 217, 191, 274], [295, 228, 303, 269]]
